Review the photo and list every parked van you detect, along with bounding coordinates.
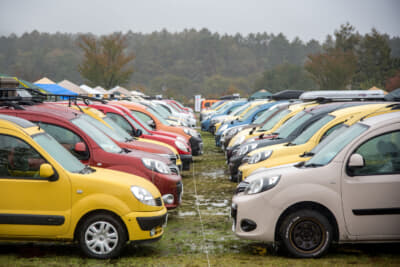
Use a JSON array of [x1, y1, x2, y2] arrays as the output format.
[[0, 114, 167, 259], [232, 111, 400, 258]]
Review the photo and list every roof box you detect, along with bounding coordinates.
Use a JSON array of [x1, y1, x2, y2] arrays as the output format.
[[300, 90, 386, 101], [384, 88, 400, 101], [271, 90, 304, 100]]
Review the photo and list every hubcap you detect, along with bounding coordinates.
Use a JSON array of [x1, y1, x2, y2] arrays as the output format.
[[85, 221, 118, 255], [290, 219, 323, 252]]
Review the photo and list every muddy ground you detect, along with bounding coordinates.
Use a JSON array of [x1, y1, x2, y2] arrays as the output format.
[[0, 131, 399, 266]]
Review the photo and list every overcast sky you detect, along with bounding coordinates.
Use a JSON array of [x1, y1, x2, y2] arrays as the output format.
[[0, 0, 399, 41]]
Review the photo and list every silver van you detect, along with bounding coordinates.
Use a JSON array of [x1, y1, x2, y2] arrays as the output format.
[[232, 111, 400, 258]]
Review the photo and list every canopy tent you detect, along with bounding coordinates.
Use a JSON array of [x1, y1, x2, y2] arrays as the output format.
[[35, 83, 78, 96], [249, 89, 272, 100], [80, 84, 103, 96], [109, 85, 131, 96], [93, 86, 108, 93], [34, 77, 55, 84], [58, 80, 87, 94]]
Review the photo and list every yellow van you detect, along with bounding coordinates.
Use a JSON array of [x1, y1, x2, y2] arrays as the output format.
[[0, 115, 167, 259], [238, 103, 394, 180], [228, 102, 318, 148]]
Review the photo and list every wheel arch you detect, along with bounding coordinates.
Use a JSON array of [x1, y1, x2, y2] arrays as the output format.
[[73, 209, 128, 241], [274, 201, 339, 243]]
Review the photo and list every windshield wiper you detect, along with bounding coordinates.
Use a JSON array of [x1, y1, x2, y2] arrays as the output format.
[[285, 141, 296, 146], [125, 137, 134, 142], [300, 151, 314, 157], [304, 163, 324, 168], [80, 165, 95, 174]]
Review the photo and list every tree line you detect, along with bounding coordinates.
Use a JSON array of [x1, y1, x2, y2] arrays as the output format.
[[0, 24, 399, 102]]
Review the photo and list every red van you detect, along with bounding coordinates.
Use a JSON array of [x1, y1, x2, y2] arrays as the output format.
[[0, 102, 183, 209], [88, 103, 193, 170]]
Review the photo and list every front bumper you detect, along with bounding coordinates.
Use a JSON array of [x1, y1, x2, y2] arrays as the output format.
[[122, 208, 167, 241], [232, 193, 278, 242], [228, 154, 245, 181], [180, 154, 193, 171], [190, 136, 203, 156]]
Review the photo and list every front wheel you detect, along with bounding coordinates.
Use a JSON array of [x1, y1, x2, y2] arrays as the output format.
[[279, 209, 332, 258], [78, 213, 127, 259]]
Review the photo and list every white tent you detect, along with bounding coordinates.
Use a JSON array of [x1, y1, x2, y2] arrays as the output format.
[[58, 80, 87, 94], [80, 84, 103, 96]]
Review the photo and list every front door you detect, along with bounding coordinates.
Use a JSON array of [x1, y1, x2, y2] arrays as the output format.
[[0, 133, 71, 237], [342, 129, 400, 238]]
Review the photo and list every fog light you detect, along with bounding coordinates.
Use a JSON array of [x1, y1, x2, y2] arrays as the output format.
[[162, 194, 174, 204], [240, 219, 257, 232], [150, 228, 156, 236]]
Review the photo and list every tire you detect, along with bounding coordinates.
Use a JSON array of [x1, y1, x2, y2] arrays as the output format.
[[279, 209, 332, 258], [78, 213, 127, 259]]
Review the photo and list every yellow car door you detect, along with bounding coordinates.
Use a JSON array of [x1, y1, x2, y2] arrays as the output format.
[[0, 127, 71, 237]]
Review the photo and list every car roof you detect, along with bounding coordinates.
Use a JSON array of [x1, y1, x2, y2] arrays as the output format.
[[360, 110, 400, 127], [0, 114, 36, 128], [330, 103, 390, 117], [17, 102, 80, 120]]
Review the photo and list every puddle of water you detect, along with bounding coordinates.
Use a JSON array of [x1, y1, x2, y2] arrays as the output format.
[[199, 169, 226, 179], [178, 211, 197, 217]]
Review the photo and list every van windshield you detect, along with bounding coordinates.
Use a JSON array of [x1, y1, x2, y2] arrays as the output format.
[[305, 123, 369, 167], [33, 133, 85, 173], [259, 109, 291, 131], [292, 115, 334, 145], [276, 111, 313, 139], [82, 114, 126, 142], [253, 107, 277, 124], [72, 117, 122, 153], [145, 107, 171, 126]]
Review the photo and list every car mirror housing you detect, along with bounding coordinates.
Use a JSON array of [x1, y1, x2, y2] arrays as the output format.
[[134, 128, 143, 137], [74, 142, 87, 152], [348, 153, 364, 168], [39, 163, 57, 181]]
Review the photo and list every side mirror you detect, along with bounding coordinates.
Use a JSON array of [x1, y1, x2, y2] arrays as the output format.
[[147, 120, 155, 129], [348, 153, 364, 168], [39, 163, 57, 181], [134, 128, 143, 137], [74, 142, 87, 153]]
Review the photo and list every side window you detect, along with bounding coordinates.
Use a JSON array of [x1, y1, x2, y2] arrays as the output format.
[[0, 134, 46, 178], [353, 131, 400, 175], [320, 123, 343, 142], [39, 123, 89, 160], [107, 113, 134, 133]]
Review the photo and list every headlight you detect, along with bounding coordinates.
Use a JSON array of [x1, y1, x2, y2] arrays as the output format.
[[131, 186, 157, 206], [248, 150, 272, 164], [218, 124, 228, 133], [184, 128, 198, 137], [238, 143, 258, 156], [142, 158, 171, 174], [227, 127, 243, 139], [177, 136, 186, 143], [233, 135, 245, 146], [175, 140, 189, 152], [244, 175, 280, 195]]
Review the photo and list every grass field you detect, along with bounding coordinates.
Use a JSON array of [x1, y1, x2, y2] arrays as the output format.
[[0, 131, 399, 266]]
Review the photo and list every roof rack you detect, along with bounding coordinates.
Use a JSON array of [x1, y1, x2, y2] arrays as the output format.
[[0, 87, 107, 110], [300, 90, 386, 102]]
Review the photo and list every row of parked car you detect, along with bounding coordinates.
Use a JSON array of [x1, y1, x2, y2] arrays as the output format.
[[0, 77, 202, 259], [201, 89, 400, 258]]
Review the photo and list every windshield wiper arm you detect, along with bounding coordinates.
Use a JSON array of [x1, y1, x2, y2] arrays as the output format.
[[301, 151, 314, 157], [80, 165, 95, 174], [304, 163, 324, 168], [285, 141, 296, 146]]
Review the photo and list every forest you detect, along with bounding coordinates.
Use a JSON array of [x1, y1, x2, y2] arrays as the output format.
[[1, 24, 399, 101]]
